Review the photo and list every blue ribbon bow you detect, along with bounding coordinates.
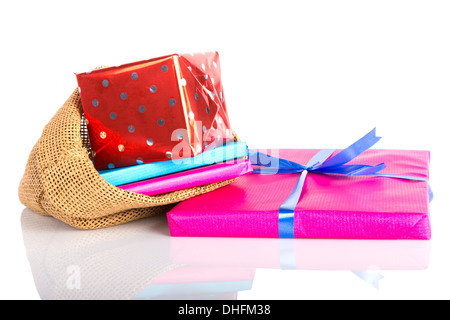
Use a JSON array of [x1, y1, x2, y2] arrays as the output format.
[[248, 128, 433, 238]]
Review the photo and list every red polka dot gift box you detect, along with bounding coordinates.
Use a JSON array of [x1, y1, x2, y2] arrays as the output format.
[[76, 52, 233, 171]]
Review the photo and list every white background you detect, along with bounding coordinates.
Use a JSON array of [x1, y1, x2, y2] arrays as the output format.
[[1, 0, 449, 300]]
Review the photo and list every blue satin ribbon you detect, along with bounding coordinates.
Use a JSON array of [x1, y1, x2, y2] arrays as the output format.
[[248, 128, 433, 238]]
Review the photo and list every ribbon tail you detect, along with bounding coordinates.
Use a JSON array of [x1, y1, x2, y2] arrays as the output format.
[[314, 163, 386, 175], [349, 163, 386, 176]]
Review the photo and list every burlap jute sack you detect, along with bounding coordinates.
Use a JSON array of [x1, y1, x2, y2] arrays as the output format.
[[18, 88, 240, 230]]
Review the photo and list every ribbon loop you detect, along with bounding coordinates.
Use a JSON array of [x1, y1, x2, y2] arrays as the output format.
[[319, 128, 381, 170]]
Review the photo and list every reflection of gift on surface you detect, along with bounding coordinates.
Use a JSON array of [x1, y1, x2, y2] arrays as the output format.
[[168, 237, 430, 270], [76, 52, 232, 170], [135, 266, 255, 300], [167, 146, 431, 239]]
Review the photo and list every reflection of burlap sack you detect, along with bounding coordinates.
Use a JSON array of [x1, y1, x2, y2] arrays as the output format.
[[18, 89, 239, 229], [20, 208, 179, 300]]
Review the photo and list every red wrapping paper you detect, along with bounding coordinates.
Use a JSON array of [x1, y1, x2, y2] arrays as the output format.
[[76, 52, 232, 170]]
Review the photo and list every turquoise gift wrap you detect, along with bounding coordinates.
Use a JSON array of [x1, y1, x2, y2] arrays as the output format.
[[98, 142, 248, 186]]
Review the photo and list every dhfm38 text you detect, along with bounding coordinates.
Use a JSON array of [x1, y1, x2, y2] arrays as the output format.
[[178, 304, 271, 317]]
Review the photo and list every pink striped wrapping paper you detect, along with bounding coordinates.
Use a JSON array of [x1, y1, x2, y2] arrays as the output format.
[[118, 159, 253, 196], [167, 149, 431, 239]]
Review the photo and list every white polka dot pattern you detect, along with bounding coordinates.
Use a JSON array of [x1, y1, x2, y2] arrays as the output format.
[[76, 52, 232, 170]]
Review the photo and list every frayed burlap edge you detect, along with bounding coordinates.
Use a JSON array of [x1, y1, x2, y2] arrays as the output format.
[[18, 88, 239, 230]]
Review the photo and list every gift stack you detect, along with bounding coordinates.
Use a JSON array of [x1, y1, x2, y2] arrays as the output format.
[[76, 52, 253, 197], [29, 51, 431, 239]]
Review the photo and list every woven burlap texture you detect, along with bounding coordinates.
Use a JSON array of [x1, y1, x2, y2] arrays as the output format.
[[18, 88, 238, 230]]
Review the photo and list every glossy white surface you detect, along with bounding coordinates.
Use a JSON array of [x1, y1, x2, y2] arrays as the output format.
[[2, 0, 450, 299], [18, 208, 435, 300]]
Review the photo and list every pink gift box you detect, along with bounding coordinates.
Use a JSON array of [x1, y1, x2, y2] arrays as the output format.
[[167, 148, 431, 239]]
